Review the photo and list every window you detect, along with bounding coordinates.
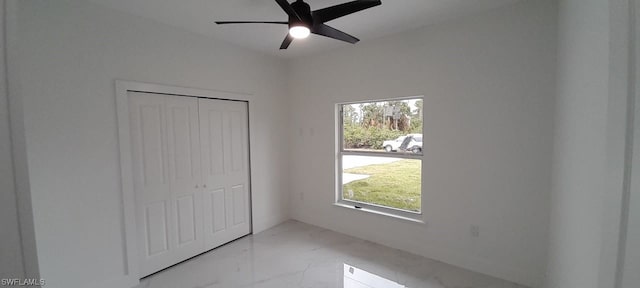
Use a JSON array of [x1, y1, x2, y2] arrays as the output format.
[[337, 97, 423, 219]]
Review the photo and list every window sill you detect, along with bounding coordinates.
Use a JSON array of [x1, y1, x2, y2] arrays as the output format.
[[332, 203, 426, 225]]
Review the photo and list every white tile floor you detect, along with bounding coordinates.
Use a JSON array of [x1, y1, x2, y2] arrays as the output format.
[[135, 221, 527, 288]]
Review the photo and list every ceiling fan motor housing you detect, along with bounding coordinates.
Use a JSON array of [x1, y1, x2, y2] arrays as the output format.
[[290, 0, 313, 28]]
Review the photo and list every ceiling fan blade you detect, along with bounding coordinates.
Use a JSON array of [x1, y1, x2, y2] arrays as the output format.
[[312, 24, 359, 44], [215, 21, 288, 25], [312, 0, 381, 24], [280, 34, 294, 49], [275, 0, 301, 21]]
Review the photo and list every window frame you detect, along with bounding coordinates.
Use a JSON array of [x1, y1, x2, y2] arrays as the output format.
[[335, 96, 424, 221]]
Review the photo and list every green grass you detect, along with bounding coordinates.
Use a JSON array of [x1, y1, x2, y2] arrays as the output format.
[[343, 159, 421, 212]]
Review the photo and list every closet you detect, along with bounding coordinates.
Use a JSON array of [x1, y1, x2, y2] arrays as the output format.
[[127, 91, 250, 276]]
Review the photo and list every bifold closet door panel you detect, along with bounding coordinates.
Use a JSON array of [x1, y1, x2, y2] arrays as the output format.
[[199, 98, 251, 250], [164, 96, 204, 262], [129, 92, 175, 276], [129, 92, 204, 277]]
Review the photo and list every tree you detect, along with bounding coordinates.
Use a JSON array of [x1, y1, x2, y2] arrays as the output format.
[[382, 101, 411, 131], [411, 99, 423, 133], [414, 99, 423, 121], [361, 103, 384, 128], [342, 104, 357, 126]]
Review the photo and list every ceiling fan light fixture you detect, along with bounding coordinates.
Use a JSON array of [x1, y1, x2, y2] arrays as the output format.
[[289, 25, 310, 39]]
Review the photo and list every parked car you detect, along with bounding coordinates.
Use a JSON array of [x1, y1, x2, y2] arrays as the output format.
[[398, 134, 423, 154], [383, 136, 406, 152]]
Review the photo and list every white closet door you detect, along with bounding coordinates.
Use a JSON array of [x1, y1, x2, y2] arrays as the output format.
[[164, 96, 204, 263], [199, 98, 251, 250], [129, 92, 203, 277]]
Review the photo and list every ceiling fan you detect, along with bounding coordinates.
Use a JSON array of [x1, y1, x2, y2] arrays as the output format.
[[215, 0, 382, 49]]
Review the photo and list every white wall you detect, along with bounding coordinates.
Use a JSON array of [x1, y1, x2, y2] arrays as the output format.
[[546, 0, 615, 287], [0, 0, 25, 280], [288, 1, 557, 287], [7, 0, 290, 287]]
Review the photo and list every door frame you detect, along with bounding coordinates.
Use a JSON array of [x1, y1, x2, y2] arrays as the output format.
[[617, 0, 640, 286], [115, 80, 254, 286], [601, 0, 638, 287]]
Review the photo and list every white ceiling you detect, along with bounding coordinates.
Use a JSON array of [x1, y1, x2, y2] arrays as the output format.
[[90, 0, 521, 58]]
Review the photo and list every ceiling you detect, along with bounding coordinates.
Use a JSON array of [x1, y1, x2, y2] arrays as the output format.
[[90, 0, 521, 58]]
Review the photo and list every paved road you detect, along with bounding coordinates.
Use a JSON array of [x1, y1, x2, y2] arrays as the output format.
[[342, 155, 401, 169], [342, 155, 401, 184]]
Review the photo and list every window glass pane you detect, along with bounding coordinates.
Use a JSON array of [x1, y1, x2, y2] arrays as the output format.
[[342, 155, 421, 213], [342, 99, 423, 154]]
